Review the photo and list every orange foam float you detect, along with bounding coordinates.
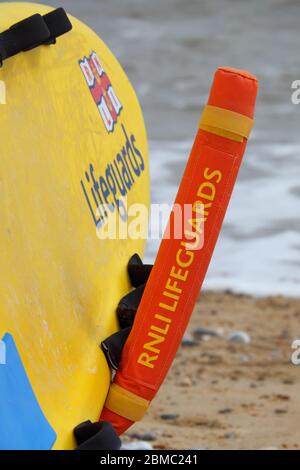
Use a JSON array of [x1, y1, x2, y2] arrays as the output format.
[[100, 67, 258, 435]]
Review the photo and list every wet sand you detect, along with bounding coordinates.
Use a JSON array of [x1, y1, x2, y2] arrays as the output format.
[[123, 291, 300, 450]]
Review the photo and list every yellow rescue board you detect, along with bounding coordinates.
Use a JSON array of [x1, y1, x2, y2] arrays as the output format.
[[0, 2, 149, 449]]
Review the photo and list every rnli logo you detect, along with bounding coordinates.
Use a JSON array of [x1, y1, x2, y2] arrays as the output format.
[[79, 51, 122, 133]]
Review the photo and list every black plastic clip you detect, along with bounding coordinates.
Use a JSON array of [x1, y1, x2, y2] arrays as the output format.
[[100, 254, 153, 370], [127, 253, 153, 288], [101, 327, 131, 371], [74, 420, 121, 450]]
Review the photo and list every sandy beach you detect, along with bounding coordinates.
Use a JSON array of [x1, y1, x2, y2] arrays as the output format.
[[123, 291, 300, 450]]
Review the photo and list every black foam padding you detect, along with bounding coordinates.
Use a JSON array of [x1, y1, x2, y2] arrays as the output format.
[[43, 8, 72, 42], [128, 253, 153, 288], [0, 14, 50, 60], [0, 8, 72, 65], [74, 420, 121, 450], [117, 283, 146, 329], [0, 40, 6, 62], [101, 327, 132, 370]]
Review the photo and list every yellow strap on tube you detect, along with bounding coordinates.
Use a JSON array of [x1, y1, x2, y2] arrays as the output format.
[[104, 384, 150, 422], [199, 105, 254, 142]]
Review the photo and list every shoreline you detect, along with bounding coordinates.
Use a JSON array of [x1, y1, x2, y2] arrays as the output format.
[[123, 291, 300, 450]]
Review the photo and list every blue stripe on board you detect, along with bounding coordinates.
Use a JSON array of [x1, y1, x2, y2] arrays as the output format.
[[0, 333, 56, 450]]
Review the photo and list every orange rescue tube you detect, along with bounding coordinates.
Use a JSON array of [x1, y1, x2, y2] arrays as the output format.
[[100, 67, 258, 435]]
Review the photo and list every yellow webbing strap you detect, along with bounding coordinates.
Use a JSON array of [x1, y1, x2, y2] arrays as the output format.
[[199, 105, 254, 142], [104, 383, 150, 422]]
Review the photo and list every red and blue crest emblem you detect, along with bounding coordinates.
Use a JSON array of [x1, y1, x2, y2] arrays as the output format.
[[79, 51, 122, 133]]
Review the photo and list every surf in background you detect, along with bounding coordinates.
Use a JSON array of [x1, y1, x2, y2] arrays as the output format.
[[27, 0, 300, 297]]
